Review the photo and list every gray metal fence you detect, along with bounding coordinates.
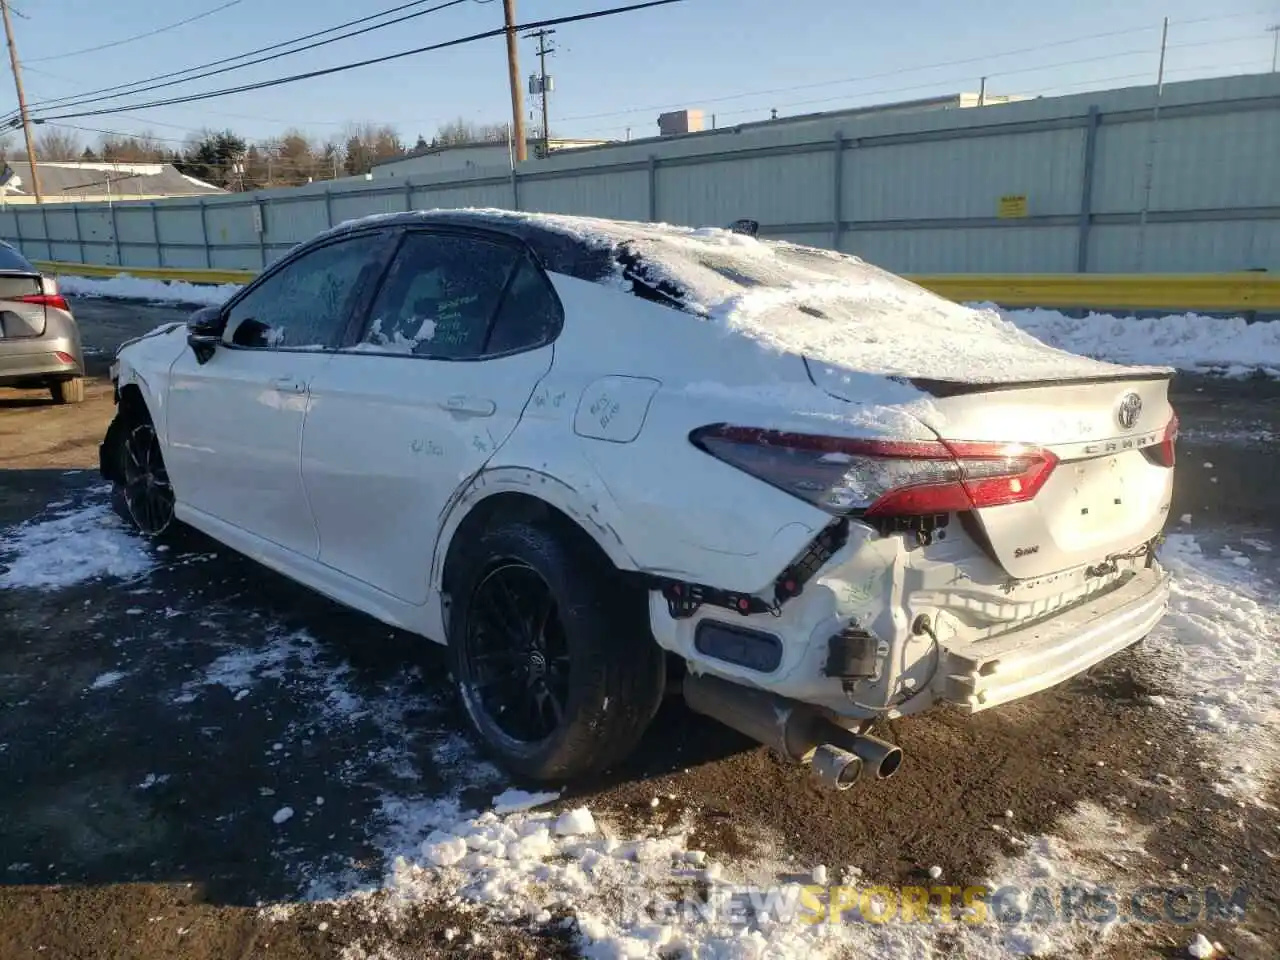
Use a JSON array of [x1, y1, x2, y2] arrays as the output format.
[[2, 72, 1277, 276]]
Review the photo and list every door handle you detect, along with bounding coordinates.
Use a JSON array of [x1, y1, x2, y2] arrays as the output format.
[[270, 376, 306, 395], [441, 395, 496, 417]]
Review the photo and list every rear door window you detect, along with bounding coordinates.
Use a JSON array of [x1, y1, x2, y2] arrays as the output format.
[[357, 232, 558, 359], [486, 258, 562, 355]]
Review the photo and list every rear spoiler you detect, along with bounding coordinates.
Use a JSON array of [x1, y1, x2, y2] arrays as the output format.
[[908, 370, 1173, 397]]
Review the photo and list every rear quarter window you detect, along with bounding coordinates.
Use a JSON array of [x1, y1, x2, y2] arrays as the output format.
[[0, 242, 36, 273]]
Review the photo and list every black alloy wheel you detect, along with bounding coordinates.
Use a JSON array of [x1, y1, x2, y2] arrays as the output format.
[[120, 421, 175, 536], [460, 560, 572, 746], [447, 517, 666, 782]]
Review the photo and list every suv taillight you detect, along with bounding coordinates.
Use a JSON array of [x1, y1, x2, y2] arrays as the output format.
[[1143, 413, 1178, 468], [691, 425, 1057, 516], [15, 292, 69, 311]]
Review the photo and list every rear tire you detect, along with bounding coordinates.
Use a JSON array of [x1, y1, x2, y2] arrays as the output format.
[[448, 519, 665, 783], [50, 377, 85, 404]]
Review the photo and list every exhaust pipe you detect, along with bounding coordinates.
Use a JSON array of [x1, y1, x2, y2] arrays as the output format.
[[811, 744, 862, 790], [683, 672, 903, 787], [846, 732, 903, 780]]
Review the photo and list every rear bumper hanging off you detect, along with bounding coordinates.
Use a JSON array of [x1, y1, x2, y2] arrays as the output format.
[[938, 564, 1170, 713]]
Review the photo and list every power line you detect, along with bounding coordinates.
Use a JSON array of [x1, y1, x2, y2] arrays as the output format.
[[26, 0, 243, 64], [563, 48, 1270, 139], [672, 37, 1259, 126], [11, 0, 470, 119], [42, 121, 191, 145], [32, 0, 687, 123], [552, 9, 1274, 127], [9, 0, 464, 118]]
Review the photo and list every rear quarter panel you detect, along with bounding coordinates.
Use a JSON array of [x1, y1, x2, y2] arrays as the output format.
[[478, 273, 938, 593]]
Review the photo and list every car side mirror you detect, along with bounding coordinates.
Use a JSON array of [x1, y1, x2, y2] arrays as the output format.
[[187, 305, 224, 365]]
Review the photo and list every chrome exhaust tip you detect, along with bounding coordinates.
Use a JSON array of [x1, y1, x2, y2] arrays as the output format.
[[811, 744, 863, 791], [847, 733, 903, 780]]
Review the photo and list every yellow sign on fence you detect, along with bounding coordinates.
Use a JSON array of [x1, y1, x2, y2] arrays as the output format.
[[997, 194, 1028, 218]]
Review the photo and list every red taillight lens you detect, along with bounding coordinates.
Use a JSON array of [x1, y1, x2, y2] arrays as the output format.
[[1144, 413, 1177, 468], [15, 292, 70, 311], [691, 425, 1057, 516]]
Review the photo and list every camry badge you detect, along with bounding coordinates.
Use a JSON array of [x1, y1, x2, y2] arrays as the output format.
[[1117, 392, 1143, 429]]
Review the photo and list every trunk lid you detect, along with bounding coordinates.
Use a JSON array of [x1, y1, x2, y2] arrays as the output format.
[[812, 369, 1176, 579], [0, 272, 46, 338]]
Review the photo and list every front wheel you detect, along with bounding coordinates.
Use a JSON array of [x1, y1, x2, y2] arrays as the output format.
[[448, 519, 665, 783], [109, 410, 176, 537]]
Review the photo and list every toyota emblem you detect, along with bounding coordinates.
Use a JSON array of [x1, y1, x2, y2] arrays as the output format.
[[1117, 392, 1143, 429]]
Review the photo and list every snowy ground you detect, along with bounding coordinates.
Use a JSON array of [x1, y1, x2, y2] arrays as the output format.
[[1, 484, 1274, 958], [2, 294, 1277, 958], [55, 270, 1280, 376]]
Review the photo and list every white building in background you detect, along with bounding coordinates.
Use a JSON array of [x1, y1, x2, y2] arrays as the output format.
[[0, 160, 225, 204], [372, 91, 1029, 182], [370, 138, 612, 179]]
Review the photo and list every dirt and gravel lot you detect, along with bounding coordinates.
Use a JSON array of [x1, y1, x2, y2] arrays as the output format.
[[1, 297, 1278, 959]]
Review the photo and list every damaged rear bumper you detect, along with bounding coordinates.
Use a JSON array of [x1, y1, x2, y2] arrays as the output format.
[[938, 564, 1170, 713]]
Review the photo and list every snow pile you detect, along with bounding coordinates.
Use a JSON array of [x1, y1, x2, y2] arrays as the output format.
[[1146, 535, 1280, 797], [0, 499, 153, 590], [997, 307, 1280, 377], [362, 791, 1162, 959], [57, 272, 240, 307]]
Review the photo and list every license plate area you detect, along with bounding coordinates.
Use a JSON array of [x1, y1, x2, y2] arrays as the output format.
[[1067, 456, 1131, 535]]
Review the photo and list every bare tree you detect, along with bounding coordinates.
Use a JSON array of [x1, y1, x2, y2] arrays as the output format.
[[434, 117, 511, 147], [342, 122, 405, 176], [100, 131, 167, 163], [276, 129, 318, 185], [11, 127, 84, 160]]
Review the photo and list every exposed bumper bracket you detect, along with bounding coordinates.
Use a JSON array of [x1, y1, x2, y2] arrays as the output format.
[[653, 519, 848, 620], [940, 566, 1170, 713]]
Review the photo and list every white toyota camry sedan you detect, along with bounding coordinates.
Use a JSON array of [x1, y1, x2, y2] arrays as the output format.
[[101, 209, 1177, 789]]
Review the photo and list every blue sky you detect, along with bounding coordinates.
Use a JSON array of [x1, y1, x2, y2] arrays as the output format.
[[8, 0, 1278, 149]]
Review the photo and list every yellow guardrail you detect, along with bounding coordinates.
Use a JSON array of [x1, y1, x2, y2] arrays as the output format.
[[33, 260, 1279, 312], [35, 260, 257, 286], [912, 272, 1280, 312]]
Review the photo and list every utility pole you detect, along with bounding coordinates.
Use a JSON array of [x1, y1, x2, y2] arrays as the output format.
[[1136, 16, 1169, 272], [502, 0, 527, 163], [978, 76, 987, 107], [1268, 25, 1279, 73], [524, 27, 555, 156], [0, 0, 41, 204]]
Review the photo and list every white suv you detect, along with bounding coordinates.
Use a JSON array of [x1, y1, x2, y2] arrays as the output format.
[[102, 210, 1176, 788]]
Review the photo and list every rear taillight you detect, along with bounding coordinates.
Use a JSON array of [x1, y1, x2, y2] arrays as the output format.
[[691, 425, 1057, 516], [1144, 413, 1178, 468], [15, 292, 70, 311]]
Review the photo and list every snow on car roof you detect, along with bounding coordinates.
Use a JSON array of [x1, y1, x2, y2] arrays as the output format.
[[333, 208, 1171, 385]]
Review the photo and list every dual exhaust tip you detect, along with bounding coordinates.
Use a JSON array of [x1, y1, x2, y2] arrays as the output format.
[[682, 672, 903, 792], [811, 738, 903, 791]]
